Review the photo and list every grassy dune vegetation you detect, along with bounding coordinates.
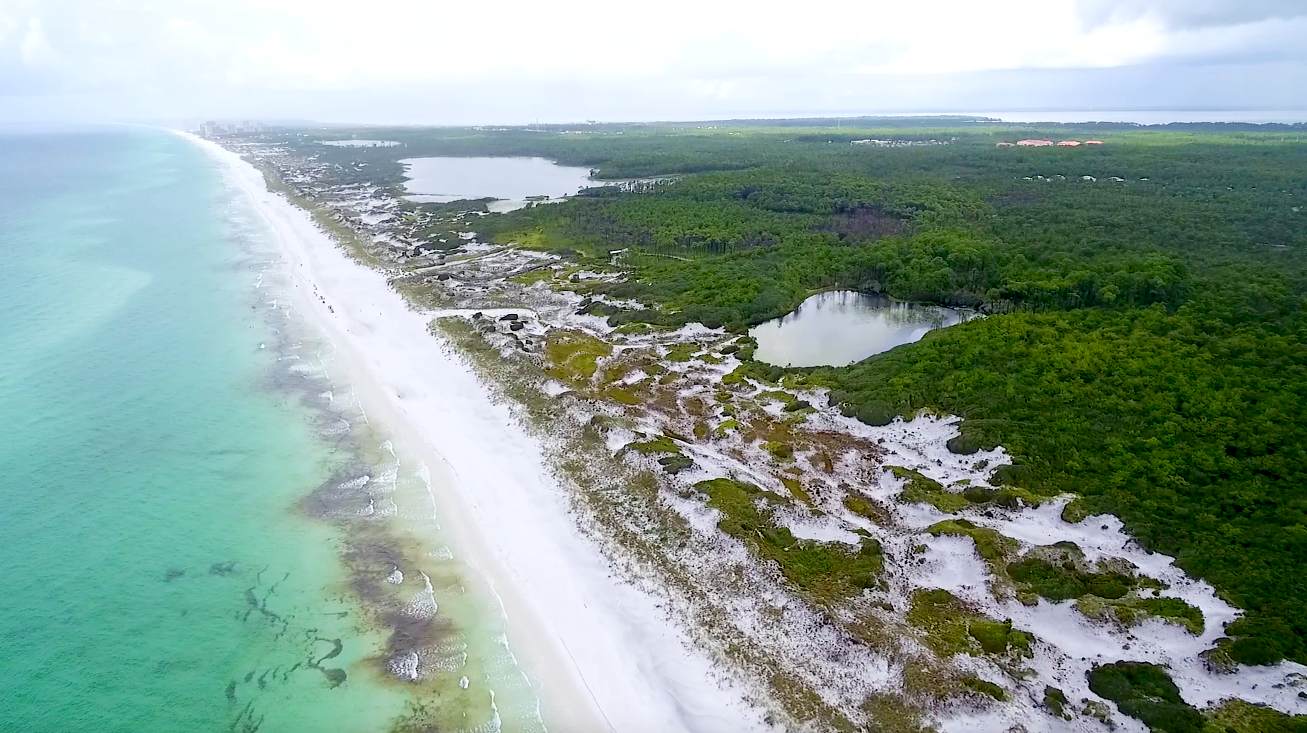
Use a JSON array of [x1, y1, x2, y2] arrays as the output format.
[[285, 117, 1306, 664]]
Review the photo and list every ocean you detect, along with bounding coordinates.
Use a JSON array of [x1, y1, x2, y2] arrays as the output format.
[[0, 128, 541, 731]]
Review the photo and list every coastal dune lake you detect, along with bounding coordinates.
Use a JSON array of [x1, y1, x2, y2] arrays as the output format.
[[750, 290, 969, 367], [399, 155, 595, 210]]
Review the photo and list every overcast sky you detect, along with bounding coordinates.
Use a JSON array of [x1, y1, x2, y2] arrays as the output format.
[[2, 0, 1305, 124]]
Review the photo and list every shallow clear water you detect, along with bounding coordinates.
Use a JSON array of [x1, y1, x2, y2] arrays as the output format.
[[0, 129, 543, 732], [399, 156, 594, 205], [749, 290, 968, 367]]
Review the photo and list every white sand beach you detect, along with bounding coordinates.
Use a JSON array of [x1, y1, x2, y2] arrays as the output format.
[[181, 132, 767, 733]]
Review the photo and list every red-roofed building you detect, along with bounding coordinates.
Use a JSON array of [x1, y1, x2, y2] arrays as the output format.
[[1057, 140, 1082, 147], [1016, 139, 1054, 147]]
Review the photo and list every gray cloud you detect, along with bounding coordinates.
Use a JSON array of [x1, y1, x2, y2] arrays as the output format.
[[1076, 0, 1307, 30]]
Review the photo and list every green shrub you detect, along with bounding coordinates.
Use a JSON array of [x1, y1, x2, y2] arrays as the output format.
[[1007, 557, 1134, 601], [1087, 662, 1204, 733], [961, 676, 1007, 701], [1042, 686, 1069, 718]]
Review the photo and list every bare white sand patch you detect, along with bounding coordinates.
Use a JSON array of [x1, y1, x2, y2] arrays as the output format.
[[913, 534, 991, 599], [777, 510, 864, 545]]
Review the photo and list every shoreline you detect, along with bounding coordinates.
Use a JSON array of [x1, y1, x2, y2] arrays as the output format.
[[180, 131, 762, 732], [183, 126, 1307, 730]]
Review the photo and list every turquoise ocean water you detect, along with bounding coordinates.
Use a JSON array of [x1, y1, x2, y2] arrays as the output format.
[[0, 129, 541, 732]]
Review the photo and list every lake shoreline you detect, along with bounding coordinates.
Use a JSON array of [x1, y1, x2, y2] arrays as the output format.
[[748, 289, 971, 368], [398, 155, 597, 211]]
